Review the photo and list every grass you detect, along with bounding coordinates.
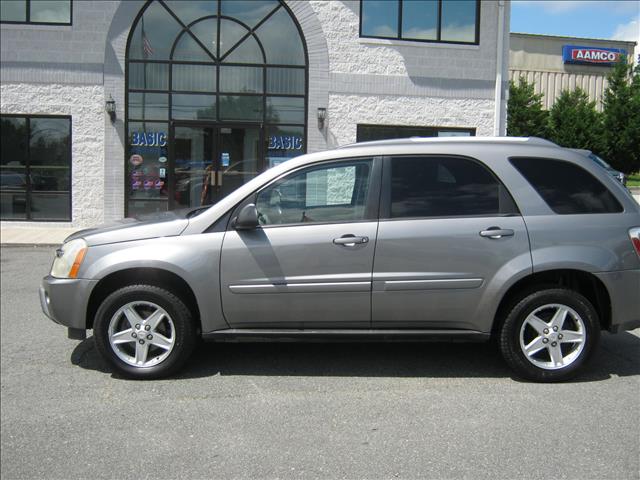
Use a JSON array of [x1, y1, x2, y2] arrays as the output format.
[[627, 172, 640, 188]]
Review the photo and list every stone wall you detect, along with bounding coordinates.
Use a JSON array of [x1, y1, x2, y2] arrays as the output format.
[[0, 83, 106, 227]]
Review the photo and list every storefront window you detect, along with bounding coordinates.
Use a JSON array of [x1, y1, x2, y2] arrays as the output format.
[[126, 0, 307, 216], [1, 115, 71, 221], [266, 126, 305, 168], [360, 0, 479, 45], [356, 124, 475, 142]]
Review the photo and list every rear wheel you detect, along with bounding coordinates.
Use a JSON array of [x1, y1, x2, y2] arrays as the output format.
[[499, 288, 600, 382], [93, 284, 197, 379]]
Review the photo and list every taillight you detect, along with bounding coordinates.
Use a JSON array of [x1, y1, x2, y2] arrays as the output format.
[[630, 227, 640, 258]]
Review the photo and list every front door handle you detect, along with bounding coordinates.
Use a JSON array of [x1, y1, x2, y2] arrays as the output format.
[[333, 235, 369, 247], [479, 227, 514, 239]]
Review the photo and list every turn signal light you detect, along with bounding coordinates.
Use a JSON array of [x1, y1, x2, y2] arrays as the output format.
[[630, 227, 640, 259], [69, 248, 87, 279]]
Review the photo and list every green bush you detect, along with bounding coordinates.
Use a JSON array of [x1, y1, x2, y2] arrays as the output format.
[[507, 60, 640, 174], [547, 88, 603, 155], [601, 59, 640, 174], [507, 77, 548, 138]]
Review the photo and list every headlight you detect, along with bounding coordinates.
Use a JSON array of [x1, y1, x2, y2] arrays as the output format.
[[51, 239, 88, 279]]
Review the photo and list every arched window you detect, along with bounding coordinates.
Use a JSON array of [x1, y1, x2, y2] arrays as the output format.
[[125, 0, 308, 216]]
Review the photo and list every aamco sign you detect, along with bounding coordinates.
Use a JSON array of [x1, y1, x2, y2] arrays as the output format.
[[562, 45, 627, 66]]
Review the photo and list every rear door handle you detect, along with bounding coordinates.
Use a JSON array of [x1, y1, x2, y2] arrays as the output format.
[[479, 227, 514, 239], [333, 235, 369, 247]]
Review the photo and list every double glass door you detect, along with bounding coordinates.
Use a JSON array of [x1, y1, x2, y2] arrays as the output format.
[[171, 123, 261, 209]]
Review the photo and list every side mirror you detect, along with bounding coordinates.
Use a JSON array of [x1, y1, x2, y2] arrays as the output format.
[[233, 203, 259, 230]]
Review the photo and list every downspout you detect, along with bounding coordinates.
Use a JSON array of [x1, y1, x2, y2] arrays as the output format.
[[493, 0, 506, 136]]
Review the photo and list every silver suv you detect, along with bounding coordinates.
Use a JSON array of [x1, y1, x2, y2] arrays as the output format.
[[40, 137, 640, 381]]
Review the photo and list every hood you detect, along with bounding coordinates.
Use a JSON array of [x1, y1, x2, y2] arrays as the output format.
[[65, 209, 197, 246]]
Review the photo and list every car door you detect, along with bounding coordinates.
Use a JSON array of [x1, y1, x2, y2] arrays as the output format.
[[220, 157, 381, 328], [372, 155, 531, 331]]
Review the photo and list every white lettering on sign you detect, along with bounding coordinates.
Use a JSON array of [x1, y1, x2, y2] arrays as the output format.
[[131, 132, 167, 147], [572, 49, 620, 63], [268, 136, 303, 150]]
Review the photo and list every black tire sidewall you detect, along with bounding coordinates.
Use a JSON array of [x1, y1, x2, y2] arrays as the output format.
[[93, 285, 196, 379], [500, 288, 600, 382]]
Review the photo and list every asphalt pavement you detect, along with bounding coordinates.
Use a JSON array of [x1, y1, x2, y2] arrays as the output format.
[[1, 245, 639, 480]]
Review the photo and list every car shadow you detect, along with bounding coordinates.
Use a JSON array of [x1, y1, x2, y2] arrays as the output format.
[[71, 331, 640, 382]]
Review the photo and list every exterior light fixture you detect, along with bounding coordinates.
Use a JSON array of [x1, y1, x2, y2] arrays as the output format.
[[105, 95, 116, 122], [317, 107, 326, 129]]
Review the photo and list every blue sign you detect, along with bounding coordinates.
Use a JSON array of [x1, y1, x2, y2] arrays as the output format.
[[221, 152, 230, 167], [562, 45, 627, 66]]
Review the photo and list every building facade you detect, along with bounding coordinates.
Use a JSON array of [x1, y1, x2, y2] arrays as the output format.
[[1, 0, 509, 228], [510, 33, 636, 111]]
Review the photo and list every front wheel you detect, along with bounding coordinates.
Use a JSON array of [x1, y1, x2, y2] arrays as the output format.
[[499, 288, 600, 382], [93, 284, 197, 379]]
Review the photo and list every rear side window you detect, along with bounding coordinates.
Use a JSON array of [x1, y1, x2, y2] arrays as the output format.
[[389, 156, 518, 218], [510, 157, 623, 214]]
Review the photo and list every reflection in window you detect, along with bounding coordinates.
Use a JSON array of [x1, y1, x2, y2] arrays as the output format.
[[126, 0, 308, 217], [172, 64, 216, 92], [219, 66, 263, 93], [172, 94, 216, 120], [127, 1, 306, 124], [1, 0, 71, 24], [441, 0, 477, 43], [510, 157, 623, 215], [127, 122, 169, 206], [256, 161, 372, 225], [356, 124, 475, 142], [266, 126, 305, 168], [0, 116, 71, 221], [390, 156, 506, 218], [360, 0, 479, 44], [402, 0, 438, 40], [267, 68, 305, 95], [266, 97, 305, 124], [360, 0, 398, 38], [128, 93, 168, 121], [130, 63, 169, 91]]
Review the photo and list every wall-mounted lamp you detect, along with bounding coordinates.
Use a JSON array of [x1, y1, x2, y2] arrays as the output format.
[[105, 95, 116, 122], [317, 107, 326, 130]]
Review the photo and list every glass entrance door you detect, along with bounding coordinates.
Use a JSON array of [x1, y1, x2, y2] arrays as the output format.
[[171, 124, 261, 209]]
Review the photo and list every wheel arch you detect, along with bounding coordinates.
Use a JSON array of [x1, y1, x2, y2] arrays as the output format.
[[86, 268, 201, 332], [492, 268, 612, 335]]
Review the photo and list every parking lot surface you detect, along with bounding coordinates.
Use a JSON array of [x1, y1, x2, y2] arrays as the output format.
[[1, 245, 639, 480]]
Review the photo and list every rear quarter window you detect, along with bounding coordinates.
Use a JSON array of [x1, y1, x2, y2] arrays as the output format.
[[509, 157, 623, 214]]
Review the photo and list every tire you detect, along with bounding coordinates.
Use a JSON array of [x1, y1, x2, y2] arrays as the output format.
[[93, 284, 198, 379], [499, 288, 600, 382]]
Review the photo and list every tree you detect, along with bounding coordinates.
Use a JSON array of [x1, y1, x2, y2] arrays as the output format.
[[507, 76, 549, 138], [601, 57, 640, 174], [547, 88, 603, 154]]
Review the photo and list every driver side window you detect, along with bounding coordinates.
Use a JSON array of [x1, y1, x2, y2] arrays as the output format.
[[256, 160, 373, 226]]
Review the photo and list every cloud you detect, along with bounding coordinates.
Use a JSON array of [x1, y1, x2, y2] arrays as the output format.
[[514, 1, 639, 14], [611, 17, 640, 47]]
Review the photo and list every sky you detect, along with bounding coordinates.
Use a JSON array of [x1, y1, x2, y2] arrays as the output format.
[[510, 0, 640, 45]]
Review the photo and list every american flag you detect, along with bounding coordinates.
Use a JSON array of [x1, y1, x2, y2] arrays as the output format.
[[142, 18, 153, 58]]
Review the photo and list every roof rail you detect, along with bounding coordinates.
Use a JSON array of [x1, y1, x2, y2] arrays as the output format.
[[337, 136, 558, 149]]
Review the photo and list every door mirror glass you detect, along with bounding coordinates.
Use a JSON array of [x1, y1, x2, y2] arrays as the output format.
[[233, 203, 259, 230]]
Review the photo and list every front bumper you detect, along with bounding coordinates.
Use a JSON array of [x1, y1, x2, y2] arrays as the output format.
[[40, 276, 98, 332], [595, 270, 640, 332]]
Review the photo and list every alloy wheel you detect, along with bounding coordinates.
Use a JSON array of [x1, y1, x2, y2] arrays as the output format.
[[107, 301, 176, 368], [519, 303, 586, 370]]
